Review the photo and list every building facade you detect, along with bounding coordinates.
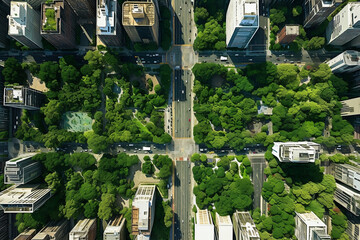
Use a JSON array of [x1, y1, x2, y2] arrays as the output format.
[[69, 219, 97, 240], [334, 183, 360, 216], [272, 142, 321, 163], [8, 1, 43, 48], [96, 0, 122, 46], [326, 2, 360, 46], [2, 0, 44, 9], [122, 0, 159, 45], [195, 209, 215, 240], [341, 97, 360, 117], [67, 0, 96, 22], [0, 184, 52, 213], [277, 25, 299, 44], [14, 229, 37, 240], [0, 1, 9, 48], [334, 164, 360, 191], [232, 211, 260, 240], [0, 210, 8, 240], [40, 0, 76, 49], [327, 50, 360, 74], [103, 216, 126, 240], [32, 220, 70, 240], [226, 0, 259, 49], [295, 212, 330, 240], [4, 154, 41, 185], [345, 212, 360, 240], [0, 71, 9, 132], [303, 0, 342, 28], [3, 86, 45, 110], [131, 185, 156, 239], [215, 213, 233, 240]]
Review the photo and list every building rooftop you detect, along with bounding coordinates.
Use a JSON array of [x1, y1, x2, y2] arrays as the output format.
[[14, 229, 37, 240], [216, 213, 233, 240], [41, 1, 62, 33], [4, 86, 25, 104], [235, 211, 260, 238], [296, 211, 326, 227], [197, 209, 212, 225], [341, 97, 360, 116], [97, 0, 117, 35], [272, 142, 320, 163], [104, 215, 125, 239], [328, 50, 360, 68], [122, 1, 156, 27], [285, 25, 300, 35], [69, 219, 96, 239], [32, 220, 69, 240], [195, 209, 214, 240], [8, 2, 30, 36]]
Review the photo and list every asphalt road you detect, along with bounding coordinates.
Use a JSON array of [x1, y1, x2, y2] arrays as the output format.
[[174, 69, 192, 138], [249, 154, 267, 215], [174, 0, 193, 45], [174, 160, 192, 240]]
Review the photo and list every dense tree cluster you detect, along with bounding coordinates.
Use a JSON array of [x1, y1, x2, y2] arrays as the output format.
[[2, 57, 27, 85], [15, 152, 138, 232], [192, 154, 253, 215]]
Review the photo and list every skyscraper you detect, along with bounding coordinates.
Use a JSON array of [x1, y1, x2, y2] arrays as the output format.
[[32, 220, 70, 240], [103, 216, 126, 240], [272, 142, 321, 163], [122, 0, 159, 45], [8, 1, 43, 49], [226, 0, 259, 48], [295, 211, 330, 240], [303, 0, 342, 29], [4, 154, 41, 185], [67, 0, 96, 22], [0, 1, 9, 48], [69, 219, 97, 240], [327, 50, 360, 74], [40, 0, 76, 49], [334, 183, 360, 216], [3, 86, 45, 110], [232, 211, 260, 240], [195, 209, 215, 240]]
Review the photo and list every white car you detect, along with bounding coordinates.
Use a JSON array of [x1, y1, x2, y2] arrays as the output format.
[[182, 90, 184, 94]]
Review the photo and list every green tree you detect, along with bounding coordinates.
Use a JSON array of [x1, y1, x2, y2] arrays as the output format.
[[2, 57, 27, 85], [84, 200, 99, 218], [45, 172, 61, 193], [305, 37, 325, 50], [292, 6, 302, 16], [41, 100, 64, 126], [68, 153, 96, 170], [79, 182, 98, 201], [270, 9, 285, 25], [142, 161, 155, 175], [98, 193, 116, 220]]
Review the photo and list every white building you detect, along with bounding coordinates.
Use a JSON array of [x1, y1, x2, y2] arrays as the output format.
[[334, 183, 360, 216], [326, 2, 360, 46], [232, 211, 260, 240], [8, 1, 43, 49], [341, 97, 360, 117], [131, 185, 156, 239], [4, 154, 41, 185], [0, 184, 52, 213], [69, 219, 97, 240], [195, 209, 214, 240], [272, 142, 320, 163], [104, 216, 126, 240], [335, 164, 360, 191], [216, 213, 233, 240], [303, 0, 342, 29], [226, 0, 259, 48], [327, 50, 360, 73], [295, 212, 330, 240]]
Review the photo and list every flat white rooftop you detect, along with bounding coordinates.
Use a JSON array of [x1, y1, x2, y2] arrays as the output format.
[[341, 97, 360, 116], [296, 211, 326, 227], [97, 0, 116, 35], [195, 209, 214, 240], [216, 213, 233, 240], [272, 142, 320, 163], [8, 1, 28, 36]]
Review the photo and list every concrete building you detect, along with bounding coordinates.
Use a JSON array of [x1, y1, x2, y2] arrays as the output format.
[[303, 0, 342, 29], [67, 0, 95, 21], [0, 72, 9, 132], [0, 184, 52, 213], [215, 213, 233, 240], [335, 164, 360, 191], [0, 1, 9, 48], [2, 0, 44, 9], [103, 216, 126, 240], [345, 212, 360, 240], [96, 0, 122, 46], [295, 211, 330, 240], [195, 209, 214, 240], [226, 0, 259, 49], [14, 229, 37, 240], [8, 1, 43, 49], [40, 0, 76, 49], [277, 25, 299, 44], [122, 0, 159, 45], [69, 219, 97, 240], [341, 97, 360, 117], [327, 50, 360, 74], [32, 220, 70, 240], [272, 142, 321, 163], [0, 210, 8, 240], [131, 185, 156, 239], [232, 211, 260, 240], [334, 183, 360, 216], [4, 154, 41, 185], [326, 2, 360, 46], [3, 86, 45, 110]]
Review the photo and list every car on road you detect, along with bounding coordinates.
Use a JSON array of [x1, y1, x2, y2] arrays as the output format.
[[188, 108, 190, 111], [182, 90, 184, 94], [179, 12, 181, 16], [189, 9, 191, 13], [235, 54, 239, 56], [188, 118, 191, 122]]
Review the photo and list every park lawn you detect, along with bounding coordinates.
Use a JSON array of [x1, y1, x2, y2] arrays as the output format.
[[134, 118, 152, 135]]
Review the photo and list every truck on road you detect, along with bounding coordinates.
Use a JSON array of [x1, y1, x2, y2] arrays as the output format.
[[220, 56, 228, 61], [143, 146, 151, 151]]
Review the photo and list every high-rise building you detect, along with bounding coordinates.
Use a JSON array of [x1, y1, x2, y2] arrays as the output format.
[[195, 209, 214, 240], [232, 211, 260, 240], [303, 0, 342, 29], [4, 154, 41, 185], [0, 1, 9, 48], [341, 97, 360, 117], [14, 229, 37, 240], [326, 2, 360, 46], [40, 0, 76, 49], [2, 0, 44, 9], [277, 25, 299, 44], [69, 219, 97, 240], [0, 184, 52, 213], [272, 142, 321, 163], [67, 0, 95, 21], [3, 86, 45, 110], [0, 70, 9, 132], [345, 212, 360, 240], [334, 164, 360, 191], [32, 220, 70, 240], [226, 0, 259, 49], [96, 0, 122, 46], [131, 184, 156, 239], [327, 50, 360, 74], [295, 211, 330, 240], [334, 183, 360, 216], [8, 1, 43, 49], [122, 0, 159, 45], [215, 213, 233, 240], [103, 216, 126, 240], [0, 210, 8, 240]]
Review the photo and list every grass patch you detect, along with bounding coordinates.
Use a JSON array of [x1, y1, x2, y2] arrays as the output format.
[[134, 118, 152, 135], [43, 8, 57, 31]]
